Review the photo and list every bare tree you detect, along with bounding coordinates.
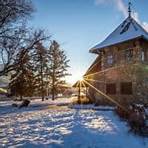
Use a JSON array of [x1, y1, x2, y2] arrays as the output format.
[[0, 27, 49, 75], [0, 0, 34, 76], [8, 30, 50, 99], [0, 0, 53, 100], [0, 0, 33, 29]]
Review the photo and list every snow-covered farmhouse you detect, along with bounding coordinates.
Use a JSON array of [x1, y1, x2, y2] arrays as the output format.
[[84, 6, 148, 105]]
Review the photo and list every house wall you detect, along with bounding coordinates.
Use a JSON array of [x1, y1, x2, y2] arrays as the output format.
[[86, 39, 148, 105]]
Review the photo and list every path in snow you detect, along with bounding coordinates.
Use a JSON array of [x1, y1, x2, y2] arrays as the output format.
[[0, 100, 148, 148]]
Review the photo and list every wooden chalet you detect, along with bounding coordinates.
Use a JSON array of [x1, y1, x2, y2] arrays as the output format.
[[84, 4, 148, 105]]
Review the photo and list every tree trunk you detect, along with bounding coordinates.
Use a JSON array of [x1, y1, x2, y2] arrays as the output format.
[[52, 66, 55, 100], [52, 75, 55, 100], [20, 95, 23, 101], [52, 87, 55, 100], [41, 57, 44, 101], [42, 95, 44, 101], [78, 84, 81, 104]]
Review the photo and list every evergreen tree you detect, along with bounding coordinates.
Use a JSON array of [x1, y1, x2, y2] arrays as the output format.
[[9, 48, 36, 100], [33, 42, 48, 101], [47, 40, 70, 100]]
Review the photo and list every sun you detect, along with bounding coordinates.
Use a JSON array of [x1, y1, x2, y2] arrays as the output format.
[[65, 71, 84, 85], [79, 75, 84, 82]]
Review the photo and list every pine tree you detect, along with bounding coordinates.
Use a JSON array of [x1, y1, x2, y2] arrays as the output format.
[[9, 48, 36, 100], [33, 42, 48, 101], [47, 40, 70, 100]]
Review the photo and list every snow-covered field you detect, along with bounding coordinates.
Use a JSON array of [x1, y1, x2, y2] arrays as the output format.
[[0, 99, 148, 148]]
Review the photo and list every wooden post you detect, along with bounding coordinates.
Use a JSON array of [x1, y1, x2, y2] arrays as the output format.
[[78, 82, 81, 104], [85, 87, 87, 97]]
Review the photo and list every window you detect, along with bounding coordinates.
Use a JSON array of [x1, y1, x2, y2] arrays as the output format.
[[106, 83, 116, 94], [141, 50, 145, 61], [125, 49, 133, 61], [107, 55, 113, 65], [120, 82, 132, 95]]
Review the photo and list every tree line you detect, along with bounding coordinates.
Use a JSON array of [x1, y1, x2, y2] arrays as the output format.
[[0, 0, 70, 101]]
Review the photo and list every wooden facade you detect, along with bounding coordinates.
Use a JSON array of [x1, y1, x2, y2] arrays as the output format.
[[85, 19, 148, 105]]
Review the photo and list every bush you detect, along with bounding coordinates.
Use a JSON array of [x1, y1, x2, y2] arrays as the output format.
[[12, 103, 18, 107], [19, 99, 30, 108]]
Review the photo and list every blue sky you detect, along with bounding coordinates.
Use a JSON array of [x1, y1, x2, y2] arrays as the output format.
[[30, 0, 148, 84]]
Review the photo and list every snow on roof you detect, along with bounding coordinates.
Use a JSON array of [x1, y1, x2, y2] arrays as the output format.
[[90, 16, 148, 54]]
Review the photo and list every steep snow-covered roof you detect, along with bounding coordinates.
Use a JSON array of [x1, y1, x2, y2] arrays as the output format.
[[90, 16, 148, 54]]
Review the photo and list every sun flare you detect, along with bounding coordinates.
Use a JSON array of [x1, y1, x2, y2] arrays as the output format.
[[65, 71, 84, 84], [78, 75, 84, 81]]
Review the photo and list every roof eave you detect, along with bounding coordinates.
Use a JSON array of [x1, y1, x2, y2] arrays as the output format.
[[89, 35, 148, 54]]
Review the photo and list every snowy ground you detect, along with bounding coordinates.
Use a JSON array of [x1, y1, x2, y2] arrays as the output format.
[[0, 98, 148, 148]]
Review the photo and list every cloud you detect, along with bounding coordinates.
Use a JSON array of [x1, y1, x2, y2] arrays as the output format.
[[114, 0, 128, 17], [132, 12, 148, 31], [95, 0, 128, 17], [95, 0, 148, 31]]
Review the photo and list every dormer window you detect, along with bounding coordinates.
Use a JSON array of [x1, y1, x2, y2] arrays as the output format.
[[107, 55, 113, 65], [125, 49, 133, 62]]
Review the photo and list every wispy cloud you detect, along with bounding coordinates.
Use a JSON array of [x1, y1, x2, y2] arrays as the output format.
[[95, 0, 148, 31], [95, 0, 128, 17], [132, 12, 148, 31]]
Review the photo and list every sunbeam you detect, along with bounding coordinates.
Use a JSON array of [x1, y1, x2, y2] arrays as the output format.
[[83, 65, 121, 78], [84, 78, 106, 84], [83, 79, 127, 111], [81, 80, 86, 87]]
